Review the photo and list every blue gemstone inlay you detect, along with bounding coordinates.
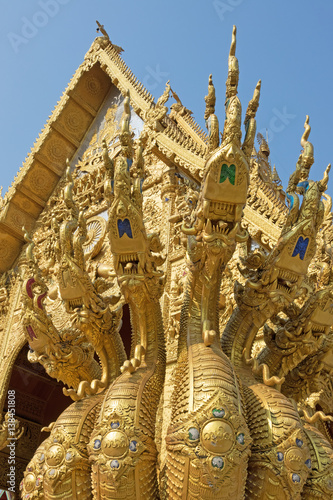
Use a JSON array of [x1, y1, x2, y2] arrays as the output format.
[[129, 440, 137, 452], [292, 473, 301, 483], [117, 218, 133, 238], [111, 421, 120, 429], [277, 452, 284, 462], [292, 237, 309, 260], [110, 459, 120, 469], [296, 438, 303, 448], [94, 439, 101, 450], [211, 457, 224, 470], [305, 459, 312, 469]]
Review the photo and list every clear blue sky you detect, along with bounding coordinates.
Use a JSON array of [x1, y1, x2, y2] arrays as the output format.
[[1, 0, 332, 195]]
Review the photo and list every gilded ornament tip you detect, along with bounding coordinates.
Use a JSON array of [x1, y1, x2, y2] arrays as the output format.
[[299, 115, 314, 171], [226, 25, 239, 98], [204, 73, 216, 121]]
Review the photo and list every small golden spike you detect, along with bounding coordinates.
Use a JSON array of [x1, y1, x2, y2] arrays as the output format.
[[301, 115, 311, 148], [319, 163, 331, 193], [156, 80, 171, 107], [242, 80, 261, 160], [244, 80, 261, 124], [226, 25, 239, 99], [204, 74, 216, 121], [300, 115, 314, 169]]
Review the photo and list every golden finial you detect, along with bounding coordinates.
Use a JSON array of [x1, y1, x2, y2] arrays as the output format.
[[204, 74, 216, 121], [300, 115, 314, 169], [156, 80, 171, 107], [226, 25, 239, 99], [244, 80, 261, 125], [96, 21, 109, 40], [319, 163, 331, 193], [242, 80, 261, 160], [257, 132, 270, 158], [95, 21, 124, 53]]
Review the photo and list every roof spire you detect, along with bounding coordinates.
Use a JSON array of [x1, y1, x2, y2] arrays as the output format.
[[95, 21, 124, 53], [300, 115, 314, 170], [204, 74, 216, 121], [96, 20, 109, 40], [226, 25, 239, 99]]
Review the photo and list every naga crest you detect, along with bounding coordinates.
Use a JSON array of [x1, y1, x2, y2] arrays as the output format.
[[238, 116, 330, 310], [105, 89, 165, 300], [183, 26, 261, 265]]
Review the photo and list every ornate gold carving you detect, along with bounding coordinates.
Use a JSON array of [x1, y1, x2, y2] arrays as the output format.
[[0, 23, 332, 500]]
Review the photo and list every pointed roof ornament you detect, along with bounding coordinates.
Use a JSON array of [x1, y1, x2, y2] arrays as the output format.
[[226, 25, 239, 99], [204, 74, 219, 152], [257, 132, 270, 158], [156, 80, 171, 108], [242, 80, 261, 160], [204, 74, 216, 121], [96, 21, 124, 53], [300, 115, 314, 170], [96, 21, 110, 40], [272, 165, 282, 185]]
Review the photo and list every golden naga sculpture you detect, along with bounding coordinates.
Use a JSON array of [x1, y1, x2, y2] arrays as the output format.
[[0, 23, 332, 500]]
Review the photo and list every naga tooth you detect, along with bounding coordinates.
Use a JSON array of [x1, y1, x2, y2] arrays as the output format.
[[205, 219, 212, 235], [113, 255, 119, 270], [228, 223, 238, 239], [118, 263, 123, 274], [138, 253, 145, 273]]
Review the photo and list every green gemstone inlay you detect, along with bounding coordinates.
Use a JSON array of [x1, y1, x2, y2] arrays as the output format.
[[219, 163, 236, 185]]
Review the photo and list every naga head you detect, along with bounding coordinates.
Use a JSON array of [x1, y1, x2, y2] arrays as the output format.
[[239, 117, 330, 311], [182, 26, 261, 267], [20, 230, 59, 353], [20, 230, 100, 391], [105, 90, 165, 298]]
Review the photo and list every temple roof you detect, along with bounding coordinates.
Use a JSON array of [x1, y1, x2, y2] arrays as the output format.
[[0, 34, 283, 273]]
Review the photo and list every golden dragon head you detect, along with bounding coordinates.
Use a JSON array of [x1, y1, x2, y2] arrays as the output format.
[[239, 117, 331, 310], [105, 89, 165, 297], [182, 26, 261, 267]]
